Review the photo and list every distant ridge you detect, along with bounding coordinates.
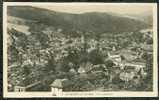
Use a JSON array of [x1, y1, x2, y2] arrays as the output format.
[[7, 6, 150, 34]]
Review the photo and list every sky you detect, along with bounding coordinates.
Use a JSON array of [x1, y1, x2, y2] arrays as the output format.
[[33, 3, 154, 15]]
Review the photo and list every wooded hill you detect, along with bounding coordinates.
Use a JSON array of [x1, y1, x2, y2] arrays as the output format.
[[7, 6, 150, 34]]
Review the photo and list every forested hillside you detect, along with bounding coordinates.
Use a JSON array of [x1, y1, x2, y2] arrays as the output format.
[[7, 6, 150, 34]]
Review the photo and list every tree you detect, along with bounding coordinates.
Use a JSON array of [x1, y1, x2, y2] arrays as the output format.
[[88, 49, 104, 65], [105, 60, 115, 69], [21, 65, 31, 85]]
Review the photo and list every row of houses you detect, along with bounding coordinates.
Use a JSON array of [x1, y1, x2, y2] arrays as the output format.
[[107, 50, 146, 69]]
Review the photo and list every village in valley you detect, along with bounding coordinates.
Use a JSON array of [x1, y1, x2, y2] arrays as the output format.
[[7, 6, 153, 93]]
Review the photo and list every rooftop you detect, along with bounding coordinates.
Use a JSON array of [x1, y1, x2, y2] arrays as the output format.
[[50, 79, 68, 88]]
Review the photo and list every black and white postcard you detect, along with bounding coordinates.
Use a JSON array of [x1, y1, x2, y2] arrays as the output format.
[[3, 2, 158, 97]]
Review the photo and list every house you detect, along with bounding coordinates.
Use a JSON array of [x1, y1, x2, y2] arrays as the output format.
[[50, 79, 67, 96], [78, 66, 86, 74], [92, 64, 106, 70], [119, 61, 146, 82], [122, 61, 146, 73], [107, 52, 121, 63], [69, 68, 77, 75], [140, 44, 153, 52], [90, 64, 107, 72], [87, 46, 96, 53], [14, 81, 41, 92], [22, 59, 34, 66], [90, 64, 109, 76], [78, 62, 93, 74], [112, 46, 116, 51], [14, 86, 26, 92], [8, 23, 31, 35], [119, 72, 135, 82], [140, 28, 153, 38], [120, 50, 137, 61]]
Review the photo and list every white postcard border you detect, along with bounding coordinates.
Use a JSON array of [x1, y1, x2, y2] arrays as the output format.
[[3, 2, 158, 98]]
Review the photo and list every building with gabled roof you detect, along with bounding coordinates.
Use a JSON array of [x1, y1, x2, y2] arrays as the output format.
[[78, 62, 93, 74], [107, 51, 122, 63], [120, 50, 138, 61], [121, 61, 146, 73], [50, 78, 68, 96]]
